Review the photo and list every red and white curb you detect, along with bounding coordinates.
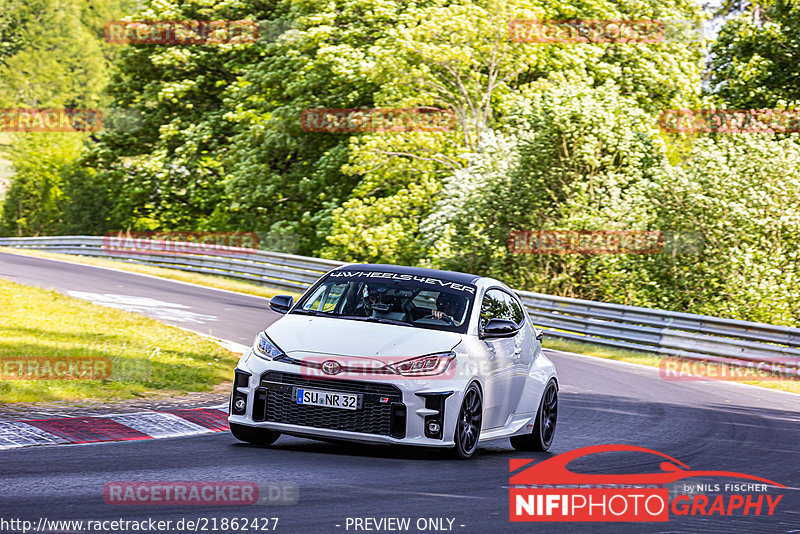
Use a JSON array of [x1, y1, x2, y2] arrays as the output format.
[[0, 406, 230, 450], [0, 330, 247, 452]]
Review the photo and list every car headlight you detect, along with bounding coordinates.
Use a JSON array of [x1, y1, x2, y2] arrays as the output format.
[[387, 351, 456, 376], [253, 332, 285, 360]]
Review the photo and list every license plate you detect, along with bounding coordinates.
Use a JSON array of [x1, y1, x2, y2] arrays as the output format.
[[295, 388, 359, 410]]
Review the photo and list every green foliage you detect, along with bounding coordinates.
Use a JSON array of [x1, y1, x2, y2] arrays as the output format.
[[516, 0, 706, 114], [220, 0, 390, 253], [59, 162, 119, 234], [87, 0, 269, 232], [0, 133, 84, 236], [709, 0, 800, 108], [423, 78, 800, 326], [0, 0, 107, 108], [641, 134, 800, 325], [0, 0, 26, 61], [0, 0, 139, 236], [322, 0, 704, 264], [322, 174, 442, 264], [424, 79, 667, 295]]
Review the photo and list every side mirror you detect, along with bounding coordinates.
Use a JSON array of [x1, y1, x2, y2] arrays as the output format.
[[480, 318, 519, 339], [535, 329, 544, 341], [269, 295, 294, 314]]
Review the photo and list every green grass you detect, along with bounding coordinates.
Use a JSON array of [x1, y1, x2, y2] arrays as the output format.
[[0, 247, 304, 301], [543, 338, 665, 366], [0, 278, 242, 403], [544, 337, 800, 394]]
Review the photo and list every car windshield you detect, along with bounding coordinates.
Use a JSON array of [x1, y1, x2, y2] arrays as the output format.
[[292, 270, 476, 333]]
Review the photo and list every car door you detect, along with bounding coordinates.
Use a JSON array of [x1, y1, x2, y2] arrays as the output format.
[[479, 288, 523, 429], [503, 293, 536, 414]]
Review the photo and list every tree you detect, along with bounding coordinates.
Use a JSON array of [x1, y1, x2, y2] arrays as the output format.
[[709, 0, 800, 108], [642, 134, 800, 325], [322, 0, 705, 264], [0, 0, 138, 236], [221, 0, 397, 253], [0, 0, 106, 108], [0, 133, 84, 235], [423, 79, 668, 298], [87, 0, 272, 232]]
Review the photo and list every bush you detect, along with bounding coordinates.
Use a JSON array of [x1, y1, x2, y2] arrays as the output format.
[[425, 80, 667, 296], [0, 134, 83, 236]]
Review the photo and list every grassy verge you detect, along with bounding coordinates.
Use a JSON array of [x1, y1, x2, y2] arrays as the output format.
[[0, 278, 241, 403], [0, 246, 304, 300], [543, 338, 800, 394]]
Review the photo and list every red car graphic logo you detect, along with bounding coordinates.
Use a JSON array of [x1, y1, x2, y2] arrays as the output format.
[[509, 444, 785, 487]]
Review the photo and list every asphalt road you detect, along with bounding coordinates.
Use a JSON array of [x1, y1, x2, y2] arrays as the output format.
[[0, 251, 268, 344], [1, 251, 798, 533]]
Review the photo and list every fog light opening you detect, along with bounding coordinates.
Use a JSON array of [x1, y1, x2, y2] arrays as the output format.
[[417, 391, 453, 440], [233, 396, 247, 414]]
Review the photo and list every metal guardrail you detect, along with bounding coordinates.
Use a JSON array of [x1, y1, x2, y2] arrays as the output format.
[[0, 235, 339, 293], [1, 235, 798, 377]]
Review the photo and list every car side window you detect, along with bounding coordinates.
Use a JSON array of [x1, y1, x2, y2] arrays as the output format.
[[303, 283, 347, 312], [480, 289, 507, 328], [480, 289, 525, 328], [506, 293, 525, 326]]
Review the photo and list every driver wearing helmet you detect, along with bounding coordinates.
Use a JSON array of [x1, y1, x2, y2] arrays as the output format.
[[358, 284, 387, 315], [356, 284, 376, 315], [432, 292, 466, 325]]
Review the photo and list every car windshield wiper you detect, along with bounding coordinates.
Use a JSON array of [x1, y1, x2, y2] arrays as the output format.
[[291, 309, 333, 317], [344, 315, 410, 326]]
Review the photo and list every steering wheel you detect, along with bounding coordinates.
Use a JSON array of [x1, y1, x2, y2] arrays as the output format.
[[420, 313, 455, 325]]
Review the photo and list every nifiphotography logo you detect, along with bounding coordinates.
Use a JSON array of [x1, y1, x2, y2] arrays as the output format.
[[509, 444, 785, 522]]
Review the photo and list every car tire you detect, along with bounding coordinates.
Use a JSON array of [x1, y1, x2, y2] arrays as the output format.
[[510, 378, 557, 452], [230, 422, 281, 446], [450, 383, 482, 459]]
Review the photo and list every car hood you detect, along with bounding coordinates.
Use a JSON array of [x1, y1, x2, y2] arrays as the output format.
[[266, 314, 462, 359]]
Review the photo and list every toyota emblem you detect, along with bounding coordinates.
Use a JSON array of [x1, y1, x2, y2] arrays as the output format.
[[321, 360, 342, 375]]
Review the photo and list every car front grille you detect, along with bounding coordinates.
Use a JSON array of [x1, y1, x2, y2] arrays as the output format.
[[252, 372, 406, 438]]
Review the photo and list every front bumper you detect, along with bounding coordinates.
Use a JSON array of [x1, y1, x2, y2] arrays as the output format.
[[228, 350, 468, 447]]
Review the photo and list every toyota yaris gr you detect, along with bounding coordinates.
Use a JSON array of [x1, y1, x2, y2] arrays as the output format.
[[228, 264, 558, 459]]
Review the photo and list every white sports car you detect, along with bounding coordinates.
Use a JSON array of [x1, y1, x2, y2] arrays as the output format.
[[228, 264, 558, 459]]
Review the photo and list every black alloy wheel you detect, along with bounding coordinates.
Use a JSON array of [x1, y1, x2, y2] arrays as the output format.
[[452, 383, 482, 459], [510, 378, 557, 452]]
